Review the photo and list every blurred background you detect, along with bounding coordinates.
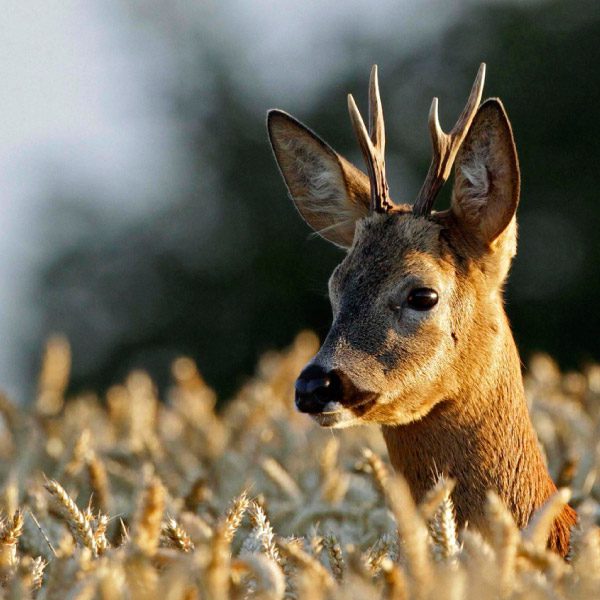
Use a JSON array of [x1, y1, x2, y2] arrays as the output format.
[[2, 0, 598, 403]]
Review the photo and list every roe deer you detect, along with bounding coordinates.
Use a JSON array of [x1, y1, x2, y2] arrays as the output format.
[[267, 64, 577, 556]]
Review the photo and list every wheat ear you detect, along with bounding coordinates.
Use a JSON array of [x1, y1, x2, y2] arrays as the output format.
[[523, 487, 572, 551], [485, 491, 519, 598], [132, 475, 166, 556], [322, 533, 344, 582], [163, 517, 194, 552], [385, 475, 432, 600], [278, 537, 335, 591], [44, 479, 97, 555], [224, 490, 250, 543]]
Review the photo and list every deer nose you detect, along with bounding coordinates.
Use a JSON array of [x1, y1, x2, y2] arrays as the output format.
[[295, 364, 341, 413]]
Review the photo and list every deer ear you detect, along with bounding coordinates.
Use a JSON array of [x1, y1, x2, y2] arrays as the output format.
[[267, 110, 371, 248], [451, 99, 520, 247]]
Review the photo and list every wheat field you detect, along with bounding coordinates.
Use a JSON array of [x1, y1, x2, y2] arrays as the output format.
[[0, 331, 599, 598]]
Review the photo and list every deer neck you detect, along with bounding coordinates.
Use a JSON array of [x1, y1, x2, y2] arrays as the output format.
[[381, 314, 556, 530]]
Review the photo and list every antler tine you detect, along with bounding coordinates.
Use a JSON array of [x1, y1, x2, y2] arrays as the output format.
[[413, 63, 486, 217], [347, 65, 394, 213], [369, 65, 385, 152]]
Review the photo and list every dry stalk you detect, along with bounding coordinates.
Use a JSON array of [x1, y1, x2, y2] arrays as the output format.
[[516, 542, 567, 579], [64, 429, 91, 477], [361, 448, 390, 497], [364, 534, 395, 575], [86, 452, 111, 514], [125, 552, 159, 598], [232, 554, 286, 600], [205, 520, 230, 600], [459, 528, 499, 594], [523, 487, 572, 551], [485, 491, 519, 598], [261, 458, 302, 502], [0, 392, 20, 436], [307, 524, 323, 558], [36, 334, 71, 417], [279, 536, 303, 600], [0, 510, 24, 563], [132, 475, 166, 556], [427, 487, 459, 561], [223, 490, 250, 543], [163, 517, 195, 552], [380, 557, 409, 600], [178, 512, 212, 545], [1, 475, 19, 518], [29, 556, 47, 591], [14, 555, 47, 593], [277, 537, 335, 591], [245, 501, 281, 565], [93, 513, 110, 555], [385, 475, 432, 599], [3, 335, 600, 598], [22, 510, 57, 560], [96, 562, 127, 598], [183, 477, 212, 513], [44, 479, 97, 556], [571, 524, 600, 596], [319, 438, 349, 504], [322, 533, 344, 582], [418, 476, 456, 522]]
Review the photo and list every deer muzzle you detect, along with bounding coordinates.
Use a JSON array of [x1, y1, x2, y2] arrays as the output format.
[[294, 363, 343, 414], [295, 362, 379, 425]]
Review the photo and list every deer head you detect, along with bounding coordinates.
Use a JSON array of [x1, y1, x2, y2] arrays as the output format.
[[268, 64, 521, 429]]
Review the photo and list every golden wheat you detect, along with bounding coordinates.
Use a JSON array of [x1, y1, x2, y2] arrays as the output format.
[[0, 334, 598, 597]]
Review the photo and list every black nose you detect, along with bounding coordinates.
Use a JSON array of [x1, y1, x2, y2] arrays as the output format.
[[295, 364, 342, 414]]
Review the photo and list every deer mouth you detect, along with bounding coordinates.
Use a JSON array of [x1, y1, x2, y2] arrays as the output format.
[[310, 394, 379, 428]]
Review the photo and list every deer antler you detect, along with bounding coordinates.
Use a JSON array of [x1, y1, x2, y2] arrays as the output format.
[[413, 63, 486, 217], [347, 65, 396, 214]]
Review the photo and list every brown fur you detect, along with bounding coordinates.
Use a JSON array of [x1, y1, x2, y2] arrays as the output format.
[[268, 82, 577, 556], [379, 226, 577, 556]]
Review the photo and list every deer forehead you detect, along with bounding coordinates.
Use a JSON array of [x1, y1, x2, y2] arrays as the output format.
[[330, 213, 456, 296]]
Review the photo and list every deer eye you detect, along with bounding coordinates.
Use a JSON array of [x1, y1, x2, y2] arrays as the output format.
[[406, 288, 439, 311]]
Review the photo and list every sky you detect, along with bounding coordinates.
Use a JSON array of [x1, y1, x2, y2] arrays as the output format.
[[0, 0, 482, 400], [0, 2, 188, 399]]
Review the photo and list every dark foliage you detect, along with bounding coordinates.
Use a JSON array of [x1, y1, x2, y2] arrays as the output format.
[[38, 0, 600, 398]]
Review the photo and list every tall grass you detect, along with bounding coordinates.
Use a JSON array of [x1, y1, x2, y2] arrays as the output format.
[[0, 332, 598, 598]]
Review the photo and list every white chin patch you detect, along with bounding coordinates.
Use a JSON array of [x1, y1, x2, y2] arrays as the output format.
[[310, 407, 362, 429]]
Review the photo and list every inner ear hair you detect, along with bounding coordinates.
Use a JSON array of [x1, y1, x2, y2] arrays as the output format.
[[451, 99, 520, 246]]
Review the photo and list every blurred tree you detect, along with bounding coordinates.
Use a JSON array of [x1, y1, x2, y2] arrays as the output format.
[[37, 0, 600, 399]]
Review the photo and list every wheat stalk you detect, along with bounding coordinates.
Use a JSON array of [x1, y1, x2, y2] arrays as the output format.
[[44, 479, 98, 556], [385, 475, 432, 600], [381, 557, 409, 600], [206, 520, 231, 600], [86, 452, 111, 514], [485, 491, 519, 598], [523, 487, 572, 551], [163, 517, 194, 552], [322, 533, 344, 582], [364, 533, 396, 575], [277, 537, 335, 591], [3, 335, 600, 598], [223, 490, 250, 543], [132, 475, 166, 556], [232, 554, 286, 600], [261, 458, 302, 502], [426, 483, 459, 561], [361, 448, 390, 497]]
